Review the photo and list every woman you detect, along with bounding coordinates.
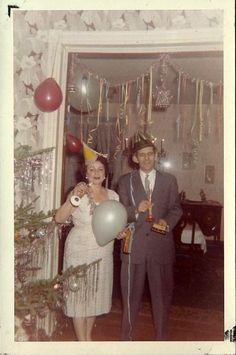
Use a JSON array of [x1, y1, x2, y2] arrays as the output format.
[[55, 153, 119, 341]]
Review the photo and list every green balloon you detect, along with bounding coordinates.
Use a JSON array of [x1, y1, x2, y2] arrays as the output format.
[[92, 200, 128, 246]]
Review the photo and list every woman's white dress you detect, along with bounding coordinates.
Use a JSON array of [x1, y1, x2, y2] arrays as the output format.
[[63, 189, 119, 318]]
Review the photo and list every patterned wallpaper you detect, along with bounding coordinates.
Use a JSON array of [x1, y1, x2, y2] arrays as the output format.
[[14, 10, 223, 149]]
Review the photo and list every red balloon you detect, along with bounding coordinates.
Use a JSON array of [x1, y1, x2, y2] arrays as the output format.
[[34, 78, 63, 112], [66, 134, 82, 153]]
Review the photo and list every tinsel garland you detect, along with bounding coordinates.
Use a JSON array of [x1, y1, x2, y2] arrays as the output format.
[[15, 259, 101, 320], [15, 221, 56, 285], [14, 145, 54, 206]]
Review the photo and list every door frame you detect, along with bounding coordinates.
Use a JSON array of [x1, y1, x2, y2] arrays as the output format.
[[44, 28, 223, 209]]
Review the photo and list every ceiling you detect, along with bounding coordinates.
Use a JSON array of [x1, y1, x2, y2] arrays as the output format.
[[76, 51, 223, 86]]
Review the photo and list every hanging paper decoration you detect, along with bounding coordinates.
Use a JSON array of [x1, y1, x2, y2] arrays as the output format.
[[190, 79, 200, 137], [147, 66, 153, 124], [175, 71, 182, 141], [181, 74, 188, 150], [67, 53, 222, 108], [198, 80, 204, 142], [66, 52, 223, 165], [137, 74, 147, 127], [215, 83, 223, 142], [98, 79, 104, 126], [205, 82, 214, 137], [152, 55, 172, 111], [136, 77, 141, 111], [34, 78, 63, 112]]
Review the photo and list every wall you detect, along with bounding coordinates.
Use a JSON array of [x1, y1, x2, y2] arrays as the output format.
[[14, 10, 223, 150], [14, 10, 224, 237]]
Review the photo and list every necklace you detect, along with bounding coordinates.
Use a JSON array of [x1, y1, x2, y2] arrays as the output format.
[[87, 186, 105, 215]]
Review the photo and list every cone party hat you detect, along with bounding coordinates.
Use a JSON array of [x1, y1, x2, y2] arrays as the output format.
[[83, 143, 98, 164]]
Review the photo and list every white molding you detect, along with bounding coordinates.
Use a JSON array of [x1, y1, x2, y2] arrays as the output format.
[[44, 28, 223, 208], [61, 28, 223, 52]]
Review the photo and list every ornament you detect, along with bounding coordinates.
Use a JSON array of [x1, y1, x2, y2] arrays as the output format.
[[28, 229, 37, 239], [34, 78, 63, 112], [22, 313, 35, 327], [66, 134, 82, 153], [68, 277, 80, 292], [35, 227, 46, 238], [92, 200, 128, 246]]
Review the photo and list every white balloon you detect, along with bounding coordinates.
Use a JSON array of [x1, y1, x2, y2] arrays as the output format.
[[68, 70, 99, 113], [92, 200, 128, 246]]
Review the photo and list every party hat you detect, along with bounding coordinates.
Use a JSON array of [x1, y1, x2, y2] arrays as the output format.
[[132, 132, 156, 154], [83, 143, 98, 164], [82, 143, 108, 164]]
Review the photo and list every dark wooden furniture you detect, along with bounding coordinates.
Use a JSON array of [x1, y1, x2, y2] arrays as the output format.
[[174, 200, 223, 246]]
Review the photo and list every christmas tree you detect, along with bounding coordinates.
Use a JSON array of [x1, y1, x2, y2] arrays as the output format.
[[14, 145, 100, 341]]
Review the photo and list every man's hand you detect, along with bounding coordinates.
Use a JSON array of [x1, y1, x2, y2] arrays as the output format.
[[116, 228, 129, 240], [157, 218, 168, 228], [138, 200, 153, 213]]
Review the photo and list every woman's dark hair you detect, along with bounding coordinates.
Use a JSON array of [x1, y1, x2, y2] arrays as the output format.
[[76, 155, 109, 184]]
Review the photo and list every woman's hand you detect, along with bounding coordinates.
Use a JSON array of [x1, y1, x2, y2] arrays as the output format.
[[72, 182, 88, 198]]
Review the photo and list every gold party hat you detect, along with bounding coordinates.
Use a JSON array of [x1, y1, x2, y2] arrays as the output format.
[[83, 143, 98, 164], [83, 143, 108, 164], [132, 132, 156, 153]]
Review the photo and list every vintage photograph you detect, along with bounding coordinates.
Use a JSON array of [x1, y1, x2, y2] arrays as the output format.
[[0, 2, 235, 355]]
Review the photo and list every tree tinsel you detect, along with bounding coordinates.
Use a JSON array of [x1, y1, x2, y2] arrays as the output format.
[[15, 259, 101, 319]]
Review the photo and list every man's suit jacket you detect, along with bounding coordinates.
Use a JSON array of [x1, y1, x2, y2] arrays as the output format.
[[118, 169, 182, 265]]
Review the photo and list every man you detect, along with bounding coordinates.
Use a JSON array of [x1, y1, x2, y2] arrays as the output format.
[[117, 132, 182, 341]]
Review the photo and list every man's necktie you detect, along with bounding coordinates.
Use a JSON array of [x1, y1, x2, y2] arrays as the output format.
[[144, 174, 151, 197]]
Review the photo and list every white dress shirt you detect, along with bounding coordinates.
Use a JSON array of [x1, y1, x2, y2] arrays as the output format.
[[139, 169, 156, 193]]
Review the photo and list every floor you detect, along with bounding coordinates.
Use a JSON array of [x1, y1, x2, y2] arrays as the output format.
[[50, 240, 224, 342]]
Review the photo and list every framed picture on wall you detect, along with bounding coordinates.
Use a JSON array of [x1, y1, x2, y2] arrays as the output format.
[[205, 165, 215, 184]]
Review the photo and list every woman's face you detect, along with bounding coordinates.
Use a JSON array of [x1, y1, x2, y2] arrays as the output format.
[[86, 160, 105, 185]]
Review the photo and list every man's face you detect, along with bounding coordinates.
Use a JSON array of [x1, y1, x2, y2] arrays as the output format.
[[135, 146, 156, 173]]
